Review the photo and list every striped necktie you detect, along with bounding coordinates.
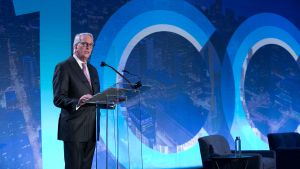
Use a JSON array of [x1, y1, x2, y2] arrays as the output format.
[[82, 63, 91, 86]]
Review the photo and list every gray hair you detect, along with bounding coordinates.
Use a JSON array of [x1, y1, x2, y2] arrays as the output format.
[[73, 33, 94, 46]]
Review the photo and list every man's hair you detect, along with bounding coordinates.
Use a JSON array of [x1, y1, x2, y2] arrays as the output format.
[[73, 33, 94, 46]]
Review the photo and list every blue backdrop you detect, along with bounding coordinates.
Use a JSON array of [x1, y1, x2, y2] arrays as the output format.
[[1, 0, 300, 168]]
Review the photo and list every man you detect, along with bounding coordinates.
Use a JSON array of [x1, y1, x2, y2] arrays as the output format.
[[53, 33, 99, 169]]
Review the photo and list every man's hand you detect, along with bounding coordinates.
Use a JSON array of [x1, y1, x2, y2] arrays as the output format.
[[78, 94, 93, 106]]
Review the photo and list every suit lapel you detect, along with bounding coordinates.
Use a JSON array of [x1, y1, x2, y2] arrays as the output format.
[[68, 57, 93, 92]]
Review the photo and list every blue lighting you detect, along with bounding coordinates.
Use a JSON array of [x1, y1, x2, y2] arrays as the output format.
[[223, 13, 300, 150], [90, 0, 215, 168]]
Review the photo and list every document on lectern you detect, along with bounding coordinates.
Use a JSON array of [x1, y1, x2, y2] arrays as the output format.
[[76, 87, 129, 110], [86, 89, 127, 104]]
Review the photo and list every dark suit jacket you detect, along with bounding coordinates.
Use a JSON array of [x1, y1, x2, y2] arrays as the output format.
[[53, 56, 100, 142]]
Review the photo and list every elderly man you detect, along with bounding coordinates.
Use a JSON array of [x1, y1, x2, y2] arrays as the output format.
[[53, 32, 99, 169]]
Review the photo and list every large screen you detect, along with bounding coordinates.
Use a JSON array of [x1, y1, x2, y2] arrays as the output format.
[[1, 0, 300, 168]]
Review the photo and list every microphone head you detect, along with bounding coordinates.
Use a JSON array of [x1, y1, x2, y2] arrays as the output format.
[[134, 81, 142, 89], [100, 61, 107, 67]]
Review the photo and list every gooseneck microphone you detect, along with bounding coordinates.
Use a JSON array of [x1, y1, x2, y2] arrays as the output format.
[[100, 61, 141, 89], [122, 69, 138, 77], [123, 69, 142, 89], [100, 62, 107, 67]]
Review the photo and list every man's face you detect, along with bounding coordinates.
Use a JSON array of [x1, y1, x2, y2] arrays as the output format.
[[74, 35, 94, 62]]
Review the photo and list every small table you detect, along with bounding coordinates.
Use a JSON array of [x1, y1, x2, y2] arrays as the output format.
[[210, 154, 254, 169]]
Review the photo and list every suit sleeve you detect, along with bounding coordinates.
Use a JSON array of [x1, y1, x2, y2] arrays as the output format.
[[53, 63, 78, 111]]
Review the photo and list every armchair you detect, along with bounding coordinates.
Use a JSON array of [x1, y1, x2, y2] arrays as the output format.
[[267, 132, 300, 169], [198, 135, 276, 169]]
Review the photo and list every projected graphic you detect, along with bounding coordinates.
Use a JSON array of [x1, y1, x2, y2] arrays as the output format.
[[222, 13, 300, 149], [1, 0, 300, 169], [124, 32, 212, 153], [0, 1, 41, 168], [244, 44, 300, 142]]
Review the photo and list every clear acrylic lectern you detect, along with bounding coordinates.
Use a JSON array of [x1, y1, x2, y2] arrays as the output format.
[[86, 82, 150, 169]]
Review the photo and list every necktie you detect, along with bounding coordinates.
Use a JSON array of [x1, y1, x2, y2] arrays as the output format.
[[82, 63, 91, 86]]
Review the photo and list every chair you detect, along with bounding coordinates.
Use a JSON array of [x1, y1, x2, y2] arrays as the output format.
[[267, 132, 300, 169], [198, 135, 276, 169]]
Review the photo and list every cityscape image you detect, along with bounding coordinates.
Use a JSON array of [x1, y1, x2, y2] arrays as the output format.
[[1, 0, 300, 168]]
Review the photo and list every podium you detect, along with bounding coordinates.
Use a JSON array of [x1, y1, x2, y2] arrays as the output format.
[[85, 83, 150, 169], [86, 87, 129, 108]]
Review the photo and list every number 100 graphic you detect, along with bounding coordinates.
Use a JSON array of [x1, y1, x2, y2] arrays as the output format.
[[13, 0, 300, 168], [90, 0, 300, 168]]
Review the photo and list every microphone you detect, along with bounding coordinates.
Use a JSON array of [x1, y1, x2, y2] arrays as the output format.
[[100, 62, 107, 67], [122, 69, 130, 73], [123, 69, 142, 89], [100, 61, 141, 89], [122, 69, 139, 77]]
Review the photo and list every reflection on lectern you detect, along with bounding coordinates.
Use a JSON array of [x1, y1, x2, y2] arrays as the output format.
[[84, 83, 151, 169]]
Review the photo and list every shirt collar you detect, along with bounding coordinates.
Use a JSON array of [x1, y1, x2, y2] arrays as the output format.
[[73, 54, 86, 69]]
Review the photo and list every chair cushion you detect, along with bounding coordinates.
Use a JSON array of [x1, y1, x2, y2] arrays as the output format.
[[202, 135, 231, 155]]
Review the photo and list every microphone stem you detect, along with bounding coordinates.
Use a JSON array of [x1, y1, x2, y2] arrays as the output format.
[[106, 65, 135, 88]]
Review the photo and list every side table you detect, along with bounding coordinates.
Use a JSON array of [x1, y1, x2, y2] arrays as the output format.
[[210, 154, 255, 169]]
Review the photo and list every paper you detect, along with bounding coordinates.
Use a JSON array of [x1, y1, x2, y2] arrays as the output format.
[[75, 87, 130, 110]]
